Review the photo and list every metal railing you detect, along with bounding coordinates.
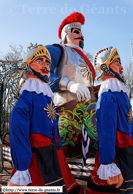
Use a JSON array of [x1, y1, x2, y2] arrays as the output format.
[[0, 60, 22, 137]]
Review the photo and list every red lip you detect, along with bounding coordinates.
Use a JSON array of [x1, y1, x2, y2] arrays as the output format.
[[119, 71, 123, 76], [41, 70, 48, 74]]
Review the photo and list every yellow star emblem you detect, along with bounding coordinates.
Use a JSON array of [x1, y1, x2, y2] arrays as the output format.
[[44, 101, 59, 123], [127, 108, 132, 125]]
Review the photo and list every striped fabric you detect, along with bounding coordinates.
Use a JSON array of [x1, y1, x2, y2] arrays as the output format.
[[67, 124, 95, 180], [67, 158, 95, 180], [2, 147, 12, 162], [82, 124, 90, 167]]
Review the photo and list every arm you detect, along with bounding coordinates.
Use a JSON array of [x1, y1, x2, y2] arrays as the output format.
[[97, 94, 123, 187], [9, 91, 33, 185]]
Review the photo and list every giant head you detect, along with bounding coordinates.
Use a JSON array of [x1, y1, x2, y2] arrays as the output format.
[[94, 46, 124, 82], [22, 45, 51, 83], [58, 12, 85, 49]]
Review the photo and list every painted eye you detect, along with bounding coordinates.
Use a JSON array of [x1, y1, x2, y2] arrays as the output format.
[[37, 60, 41, 64], [115, 59, 121, 64], [73, 30, 80, 34], [46, 63, 50, 68]]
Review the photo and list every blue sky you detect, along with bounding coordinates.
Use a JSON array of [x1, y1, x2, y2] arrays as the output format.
[[0, 0, 133, 66]]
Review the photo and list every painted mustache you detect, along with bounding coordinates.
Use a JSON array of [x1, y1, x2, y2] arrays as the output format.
[[74, 37, 84, 41], [40, 69, 50, 73]]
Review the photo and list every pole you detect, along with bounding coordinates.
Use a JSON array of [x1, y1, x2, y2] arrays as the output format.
[[130, 39, 133, 64]]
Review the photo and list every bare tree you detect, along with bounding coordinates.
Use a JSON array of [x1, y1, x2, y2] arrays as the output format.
[[86, 52, 93, 62], [123, 62, 133, 100], [2, 44, 25, 61]]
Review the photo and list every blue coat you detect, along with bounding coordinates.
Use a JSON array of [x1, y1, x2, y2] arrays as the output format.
[[96, 91, 133, 164], [9, 90, 60, 171]]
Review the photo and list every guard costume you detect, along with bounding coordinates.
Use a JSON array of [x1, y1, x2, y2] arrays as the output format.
[[9, 45, 84, 194], [86, 47, 133, 194]]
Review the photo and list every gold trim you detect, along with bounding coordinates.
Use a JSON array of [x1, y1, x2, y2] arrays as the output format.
[[67, 182, 78, 191], [45, 177, 64, 185], [87, 73, 91, 80], [59, 77, 63, 90], [105, 48, 120, 66], [83, 71, 89, 77], [79, 58, 93, 84], [90, 74, 93, 84], [127, 108, 132, 125], [79, 59, 85, 63], [66, 79, 71, 89], [125, 179, 133, 183], [44, 101, 59, 123], [80, 64, 86, 67], [120, 187, 133, 191], [26, 46, 51, 64], [80, 68, 88, 72]]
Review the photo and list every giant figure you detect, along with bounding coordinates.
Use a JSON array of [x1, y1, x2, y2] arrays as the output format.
[[86, 46, 133, 194], [7, 45, 84, 194], [46, 12, 97, 179]]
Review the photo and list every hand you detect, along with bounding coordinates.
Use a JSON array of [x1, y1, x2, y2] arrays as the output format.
[[4, 181, 27, 194], [67, 81, 91, 102], [106, 174, 124, 188]]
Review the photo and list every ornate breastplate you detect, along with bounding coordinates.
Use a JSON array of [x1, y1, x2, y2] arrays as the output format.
[[54, 45, 93, 105]]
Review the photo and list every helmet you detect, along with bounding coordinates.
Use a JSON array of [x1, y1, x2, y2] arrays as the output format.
[[58, 12, 85, 46], [21, 45, 51, 83], [94, 46, 124, 82]]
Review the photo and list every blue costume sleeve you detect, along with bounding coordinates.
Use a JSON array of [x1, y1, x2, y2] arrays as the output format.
[[9, 91, 33, 171], [46, 45, 62, 92], [96, 94, 117, 164]]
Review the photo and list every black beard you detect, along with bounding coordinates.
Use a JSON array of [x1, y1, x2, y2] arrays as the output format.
[[109, 67, 125, 83], [79, 41, 84, 49], [30, 68, 49, 83]]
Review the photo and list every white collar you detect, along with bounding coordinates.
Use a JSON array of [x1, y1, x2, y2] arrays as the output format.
[[65, 44, 86, 55], [98, 78, 128, 97], [20, 78, 54, 98]]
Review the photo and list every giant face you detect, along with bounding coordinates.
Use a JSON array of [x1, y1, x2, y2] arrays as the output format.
[[71, 28, 84, 49], [30, 56, 51, 77], [110, 58, 123, 77]]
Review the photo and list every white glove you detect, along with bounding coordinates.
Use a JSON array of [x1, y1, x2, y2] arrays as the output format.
[[67, 81, 91, 102]]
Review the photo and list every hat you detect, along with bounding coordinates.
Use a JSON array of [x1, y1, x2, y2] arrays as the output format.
[[94, 47, 120, 80], [58, 12, 85, 40]]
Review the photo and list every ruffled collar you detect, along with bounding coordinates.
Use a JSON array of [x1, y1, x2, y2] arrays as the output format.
[[20, 78, 54, 98], [98, 78, 128, 97]]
